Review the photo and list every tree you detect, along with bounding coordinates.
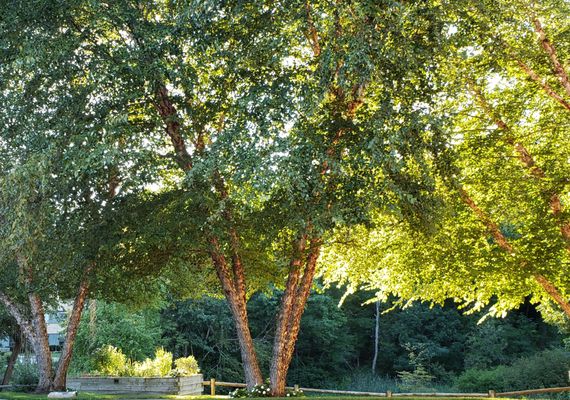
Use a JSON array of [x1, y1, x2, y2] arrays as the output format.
[[320, 0, 570, 320], [0, 3, 165, 389], [1, 0, 445, 394]]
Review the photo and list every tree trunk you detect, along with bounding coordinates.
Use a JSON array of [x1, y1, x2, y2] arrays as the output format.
[[270, 238, 321, 396], [372, 300, 380, 374], [52, 265, 93, 391], [28, 291, 53, 393], [2, 332, 22, 387], [209, 237, 263, 388]]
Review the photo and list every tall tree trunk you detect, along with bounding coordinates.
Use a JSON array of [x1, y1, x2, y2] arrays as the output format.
[[372, 300, 380, 374], [270, 238, 321, 396], [52, 264, 93, 391], [16, 254, 53, 392], [209, 237, 263, 388], [154, 82, 263, 387], [2, 332, 22, 387], [28, 291, 53, 393]]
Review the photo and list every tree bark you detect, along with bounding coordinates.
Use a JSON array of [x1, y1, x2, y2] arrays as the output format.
[[270, 237, 321, 396], [52, 264, 94, 391], [28, 291, 53, 393], [2, 331, 22, 387], [209, 237, 263, 388], [532, 18, 570, 98]]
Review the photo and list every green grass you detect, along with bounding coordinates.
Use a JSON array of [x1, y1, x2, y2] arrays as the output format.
[[0, 395, 522, 400], [0, 393, 215, 400]]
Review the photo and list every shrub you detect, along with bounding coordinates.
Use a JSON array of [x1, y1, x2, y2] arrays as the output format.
[[93, 346, 191, 378], [173, 355, 200, 376], [397, 365, 435, 392], [94, 345, 128, 376], [12, 360, 39, 390], [132, 348, 172, 377], [455, 348, 570, 392]]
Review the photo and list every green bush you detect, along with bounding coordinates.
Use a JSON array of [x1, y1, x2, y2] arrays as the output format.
[[132, 348, 173, 377], [94, 345, 129, 376], [12, 360, 39, 389], [174, 355, 200, 376], [455, 348, 570, 392], [93, 345, 199, 378]]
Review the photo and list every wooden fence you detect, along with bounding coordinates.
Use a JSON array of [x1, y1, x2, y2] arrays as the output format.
[[203, 379, 570, 398]]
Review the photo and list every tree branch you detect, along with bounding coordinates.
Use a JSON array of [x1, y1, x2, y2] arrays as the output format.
[[532, 17, 570, 97]]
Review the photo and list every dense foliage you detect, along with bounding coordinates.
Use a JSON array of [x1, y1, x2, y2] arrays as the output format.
[[68, 291, 568, 392], [1, 0, 569, 394]]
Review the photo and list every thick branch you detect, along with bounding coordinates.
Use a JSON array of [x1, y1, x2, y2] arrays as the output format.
[[532, 18, 570, 98], [469, 84, 570, 249], [155, 84, 193, 171], [457, 187, 514, 253], [533, 273, 570, 317], [305, 2, 321, 57], [458, 185, 570, 317], [0, 292, 34, 343], [515, 58, 570, 111]]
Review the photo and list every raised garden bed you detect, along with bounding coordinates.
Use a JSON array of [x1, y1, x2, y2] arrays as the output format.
[[67, 374, 203, 395]]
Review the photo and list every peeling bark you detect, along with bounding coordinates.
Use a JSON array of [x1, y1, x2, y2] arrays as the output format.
[[270, 237, 322, 396], [52, 263, 94, 391], [532, 18, 570, 97], [209, 237, 263, 387]]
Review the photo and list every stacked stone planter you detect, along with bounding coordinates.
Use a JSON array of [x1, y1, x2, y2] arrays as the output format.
[[67, 374, 203, 395]]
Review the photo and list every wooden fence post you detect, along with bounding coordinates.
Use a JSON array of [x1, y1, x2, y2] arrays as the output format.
[[386, 390, 393, 398], [488, 390, 496, 398], [210, 378, 216, 396], [294, 384, 299, 391]]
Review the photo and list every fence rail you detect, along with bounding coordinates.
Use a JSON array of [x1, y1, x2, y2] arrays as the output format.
[[203, 379, 570, 398]]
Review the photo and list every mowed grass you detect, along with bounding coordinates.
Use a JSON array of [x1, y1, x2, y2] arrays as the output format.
[[0, 394, 524, 400], [0, 393, 213, 399]]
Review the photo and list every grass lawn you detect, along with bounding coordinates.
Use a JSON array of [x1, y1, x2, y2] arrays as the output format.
[[0, 395, 525, 400], [0, 393, 215, 400]]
